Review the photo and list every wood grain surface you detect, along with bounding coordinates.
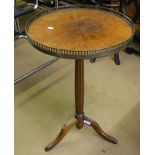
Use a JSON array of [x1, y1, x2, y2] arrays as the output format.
[[28, 8, 133, 51]]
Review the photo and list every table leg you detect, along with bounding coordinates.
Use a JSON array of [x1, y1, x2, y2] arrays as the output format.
[[84, 116, 117, 144], [45, 117, 77, 151], [114, 53, 120, 65], [45, 59, 117, 151]]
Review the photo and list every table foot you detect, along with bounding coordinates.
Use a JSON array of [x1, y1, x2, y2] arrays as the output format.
[[45, 115, 117, 151], [45, 117, 77, 151], [84, 116, 118, 144]]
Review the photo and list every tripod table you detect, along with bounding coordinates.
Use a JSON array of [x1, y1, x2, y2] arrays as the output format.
[[25, 5, 134, 151]]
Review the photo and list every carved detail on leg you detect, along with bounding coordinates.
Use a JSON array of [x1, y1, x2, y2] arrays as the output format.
[[84, 116, 118, 144], [75, 114, 84, 129], [45, 117, 77, 151]]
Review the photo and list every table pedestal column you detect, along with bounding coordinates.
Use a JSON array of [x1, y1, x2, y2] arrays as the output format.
[[75, 59, 84, 129], [45, 60, 117, 152]]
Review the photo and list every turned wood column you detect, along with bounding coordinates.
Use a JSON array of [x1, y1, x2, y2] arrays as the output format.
[[75, 59, 84, 129]]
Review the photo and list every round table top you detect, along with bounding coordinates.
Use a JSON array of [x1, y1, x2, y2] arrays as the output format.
[[26, 5, 134, 59]]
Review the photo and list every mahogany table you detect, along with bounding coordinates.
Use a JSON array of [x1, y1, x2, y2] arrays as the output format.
[[25, 5, 134, 151]]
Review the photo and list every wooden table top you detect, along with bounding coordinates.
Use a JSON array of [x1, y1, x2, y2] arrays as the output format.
[[26, 6, 134, 59]]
